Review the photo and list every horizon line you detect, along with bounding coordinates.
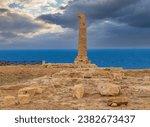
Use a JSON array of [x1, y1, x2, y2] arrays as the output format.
[[1, 48, 150, 50]]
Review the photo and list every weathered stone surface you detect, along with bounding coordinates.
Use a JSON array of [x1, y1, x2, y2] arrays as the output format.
[[131, 86, 150, 97], [0, 90, 2, 97], [74, 13, 90, 64], [73, 84, 84, 99], [52, 70, 84, 78], [46, 64, 97, 68], [18, 85, 49, 97], [52, 69, 111, 79], [35, 86, 49, 94], [18, 94, 31, 105], [0, 84, 30, 90], [143, 76, 150, 84], [28, 76, 51, 85], [34, 87, 43, 94], [83, 72, 92, 78], [97, 82, 121, 96], [111, 103, 118, 107], [4, 96, 16, 106], [51, 78, 73, 88], [107, 97, 129, 106], [18, 87, 36, 97], [111, 72, 124, 81]]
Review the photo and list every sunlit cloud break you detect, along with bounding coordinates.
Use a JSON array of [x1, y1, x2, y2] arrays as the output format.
[[2, 0, 70, 16]]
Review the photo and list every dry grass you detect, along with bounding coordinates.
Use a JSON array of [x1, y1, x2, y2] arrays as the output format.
[[0, 65, 61, 85]]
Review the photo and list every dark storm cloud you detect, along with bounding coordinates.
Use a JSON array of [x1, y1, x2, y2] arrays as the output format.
[[87, 21, 150, 48], [117, 0, 150, 28], [0, 8, 8, 13], [0, 8, 46, 42], [1, 0, 150, 49], [38, 0, 149, 28], [0, 12, 42, 33], [0, 32, 20, 38]]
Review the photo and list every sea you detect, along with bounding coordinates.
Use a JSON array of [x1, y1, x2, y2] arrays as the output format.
[[0, 49, 150, 69]]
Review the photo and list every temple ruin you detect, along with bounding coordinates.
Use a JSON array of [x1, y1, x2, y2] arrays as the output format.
[[74, 13, 91, 64]]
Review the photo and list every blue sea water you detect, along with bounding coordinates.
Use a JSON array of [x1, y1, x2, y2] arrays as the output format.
[[0, 49, 150, 69]]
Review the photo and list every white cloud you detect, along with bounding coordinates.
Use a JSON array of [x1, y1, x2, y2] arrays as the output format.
[[0, 0, 70, 17], [0, 0, 69, 42], [0, 10, 65, 42]]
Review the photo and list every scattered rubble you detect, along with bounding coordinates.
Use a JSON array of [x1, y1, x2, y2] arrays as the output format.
[[0, 65, 150, 109], [18, 94, 31, 105], [0, 90, 2, 97], [18, 87, 36, 97], [4, 96, 16, 106], [73, 84, 84, 99], [107, 97, 129, 107], [97, 82, 121, 96], [111, 72, 124, 81]]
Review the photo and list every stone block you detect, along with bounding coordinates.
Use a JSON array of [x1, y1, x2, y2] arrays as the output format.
[[73, 84, 84, 99], [111, 72, 124, 81], [97, 82, 121, 96], [0, 90, 2, 97], [107, 97, 129, 106], [4, 96, 16, 106], [35, 86, 49, 94], [18, 87, 36, 97], [18, 94, 31, 105]]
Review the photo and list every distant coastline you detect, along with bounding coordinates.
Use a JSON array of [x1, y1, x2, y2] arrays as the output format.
[[0, 49, 150, 69]]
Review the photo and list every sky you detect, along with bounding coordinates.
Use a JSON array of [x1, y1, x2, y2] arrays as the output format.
[[0, 0, 150, 49]]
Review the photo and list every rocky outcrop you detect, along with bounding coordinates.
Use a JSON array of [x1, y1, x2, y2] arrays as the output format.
[[35, 86, 49, 94], [0, 90, 2, 97], [73, 84, 84, 99], [111, 72, 124, 81], [131, 86, 150, 97], [143, 76, 150, 84], [52, 69, 111, 79], [4, 96, 16, 106], [97, 82, 121, 96], [52, 70, 85, 78], [0, 84, 30, 90], [18, 87, 36, 97], [18, 94, 31, 105], [18, 86, 49, 97], [107, 97, 129, 107], [28, 76, 52, 85]]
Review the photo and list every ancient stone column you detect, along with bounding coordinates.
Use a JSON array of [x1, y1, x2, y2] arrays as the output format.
[[74, 13, 90, 64]]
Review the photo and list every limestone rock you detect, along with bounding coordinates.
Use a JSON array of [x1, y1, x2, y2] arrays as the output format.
[[28, 76, 51, 85], [46, 63, 97, 69], [111, 72, 124, 81], [4, 96, 16, 106], [132, 86, 150, 97], [35, 87, 44, 94], [107, 97, 129, 106], [143, 76, 150, 84], [18, 87, 36, 97], [52, 70, 84, 78], [0, 84, 29, 90], [97, 82, 121, 96], [51, 78, 76, 87], [111, 103, 118, 107], [35, 86, 49, 94], [0, 90, 2, 97], [18, 94, 31, 105], [83, 72, 92, 78], [73, 84, 84, 99]]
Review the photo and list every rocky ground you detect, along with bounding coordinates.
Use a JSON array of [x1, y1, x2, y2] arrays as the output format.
[[0, 65, 150, 110]]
